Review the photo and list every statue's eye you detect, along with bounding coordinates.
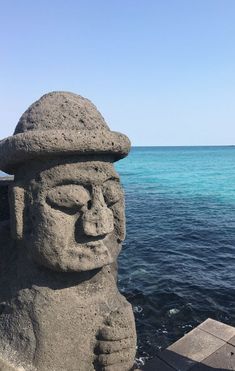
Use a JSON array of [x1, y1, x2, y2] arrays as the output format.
[[103, 180, 123, 206], [46, 185, 90, 214]]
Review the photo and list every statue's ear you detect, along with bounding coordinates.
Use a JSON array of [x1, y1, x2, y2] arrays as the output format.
[[9, 185, 25, 240]]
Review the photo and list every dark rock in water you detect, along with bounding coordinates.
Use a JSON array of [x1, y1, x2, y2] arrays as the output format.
[[0, 177, 13, 222]]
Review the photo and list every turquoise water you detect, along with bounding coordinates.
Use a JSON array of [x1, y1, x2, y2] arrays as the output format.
[[115, 146, 235, 365]]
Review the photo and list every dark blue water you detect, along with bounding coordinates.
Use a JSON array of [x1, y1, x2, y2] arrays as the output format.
[[115, 146, 235, 366]]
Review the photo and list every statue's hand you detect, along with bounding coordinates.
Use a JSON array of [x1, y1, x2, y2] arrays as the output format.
[[95, 305, 136, 371]]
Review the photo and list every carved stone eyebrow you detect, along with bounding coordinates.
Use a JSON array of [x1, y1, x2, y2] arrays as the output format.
[[46, 184, 90, 210], [102, 179, 124, 206], [103, 176, 120, 184]]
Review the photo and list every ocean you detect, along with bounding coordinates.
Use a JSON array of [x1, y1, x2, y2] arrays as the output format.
[[115, 146, 235, 366]]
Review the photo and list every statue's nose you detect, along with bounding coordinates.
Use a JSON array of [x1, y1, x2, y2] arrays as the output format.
[[82, 186, 114, 237]]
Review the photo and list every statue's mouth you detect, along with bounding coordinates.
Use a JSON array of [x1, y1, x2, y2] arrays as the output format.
[[33, 234, 115, 272], [86, 240, 105, 247], [75, 234, 109, 252], [74, 227, 108, 244], [66, 238, 113, 270]]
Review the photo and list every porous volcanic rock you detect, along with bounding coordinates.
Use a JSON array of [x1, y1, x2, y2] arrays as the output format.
[[0, 92, 136, 371]]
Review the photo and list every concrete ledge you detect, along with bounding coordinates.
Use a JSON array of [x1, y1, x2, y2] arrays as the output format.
[[198, 318, 235, 342], [143, 318, 235, 371]]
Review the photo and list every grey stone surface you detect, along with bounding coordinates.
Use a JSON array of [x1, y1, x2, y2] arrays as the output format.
[[228, 336, 235, 347], [190, 343, 235, 370], [0, 92, 136, 370], [158, 328, 224, 371], [143, 319, 235, 371], [198, 317, 235, 342], [0, 357, 24, 371]]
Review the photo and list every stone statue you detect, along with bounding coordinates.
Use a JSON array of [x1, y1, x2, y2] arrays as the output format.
[[0, 92, 137, 371]]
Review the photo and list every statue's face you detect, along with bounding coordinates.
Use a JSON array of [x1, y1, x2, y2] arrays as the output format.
[[22, 161, 125, 272]]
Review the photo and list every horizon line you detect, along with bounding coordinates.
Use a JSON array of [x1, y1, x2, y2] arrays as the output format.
[[131, 144, 235, 147]]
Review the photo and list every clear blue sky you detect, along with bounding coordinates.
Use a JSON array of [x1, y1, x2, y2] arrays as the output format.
[[1, 0, 235, 145]]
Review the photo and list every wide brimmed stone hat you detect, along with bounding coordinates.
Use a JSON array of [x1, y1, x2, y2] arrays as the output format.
[[0, 92, 131, 174]]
